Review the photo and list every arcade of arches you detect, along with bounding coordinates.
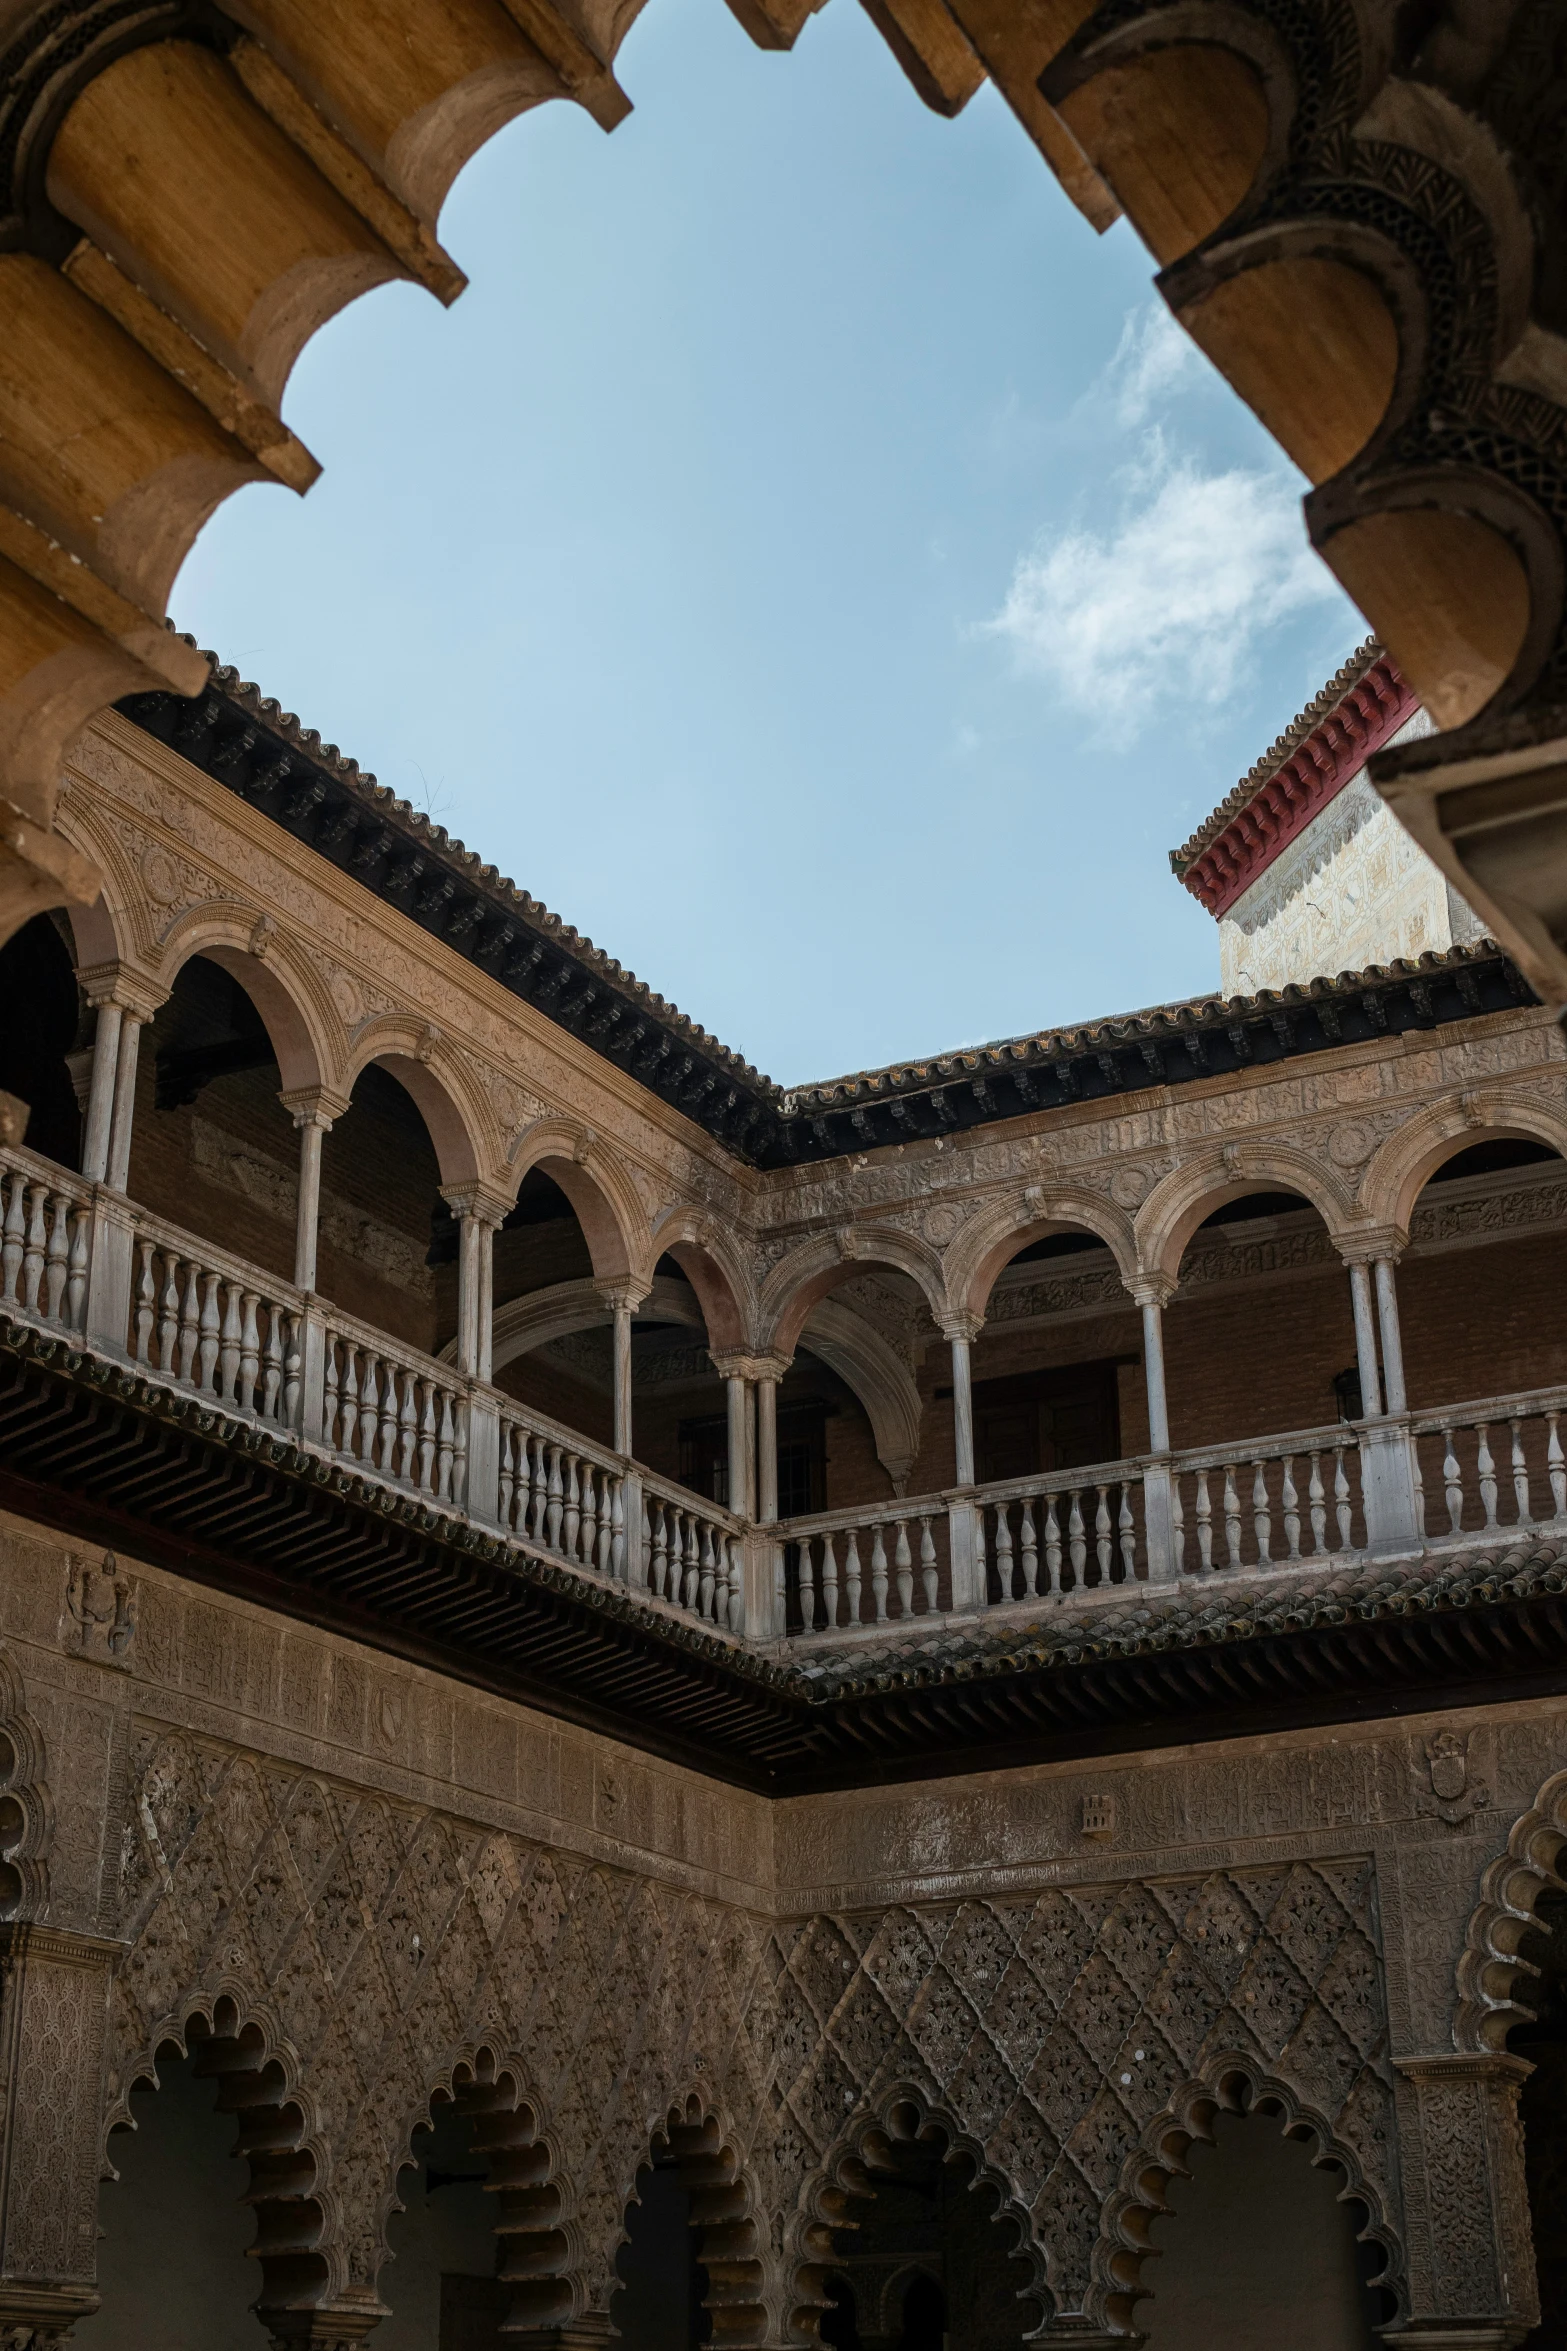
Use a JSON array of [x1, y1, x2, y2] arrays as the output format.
[[3, 688, 1567, 2349]]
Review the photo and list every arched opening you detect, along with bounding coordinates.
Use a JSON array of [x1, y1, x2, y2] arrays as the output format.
[[381, 2058, 564, 2347], [611, 2100, 763, 2350], [1140, 2104, 1385, 2348], [820, 2109, 1040, 2351], [1395, 1134, 1567, 1543], [130, 952, 298, 1285], [1508, 1885, 1567, 2348], [318, 1060, 457, 1357], [489, 1164, 621, 1451], [86, 2046, 258, 2351], [964, 1224, 1143, 1487], [0, 911, 83, 1168]]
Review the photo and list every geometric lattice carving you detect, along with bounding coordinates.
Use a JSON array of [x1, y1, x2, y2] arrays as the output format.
[[109, 1732, 1403, 2337]]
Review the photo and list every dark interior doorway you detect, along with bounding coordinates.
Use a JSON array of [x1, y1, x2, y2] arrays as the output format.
[[973, 1360, 1121, 1485]]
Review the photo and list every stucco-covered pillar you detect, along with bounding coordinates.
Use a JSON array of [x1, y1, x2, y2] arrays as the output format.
[[1391, 2051, 1538, 2347], [0, 1924, 120, 2346]]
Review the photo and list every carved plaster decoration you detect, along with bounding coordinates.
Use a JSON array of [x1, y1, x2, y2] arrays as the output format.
[[0, 1647, 51, 1922], [1455, 1763, 1567, 2051], [62, 1554, 137, 1670], [1413, 1729, 1492, 1827]]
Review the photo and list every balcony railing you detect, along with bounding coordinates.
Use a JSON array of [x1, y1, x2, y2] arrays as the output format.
[[4, 1141, 1556, 1656]]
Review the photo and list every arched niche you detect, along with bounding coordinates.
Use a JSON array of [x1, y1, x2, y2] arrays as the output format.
[[1138, 2102, 1385, 2347], [611, 2097, 765, 2350]]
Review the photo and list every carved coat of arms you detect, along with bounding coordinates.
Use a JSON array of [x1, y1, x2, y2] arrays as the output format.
[[1414, 1727, 1489, 1824], [64, 1551, 138, 1668]]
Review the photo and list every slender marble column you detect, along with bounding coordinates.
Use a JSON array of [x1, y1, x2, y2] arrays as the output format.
[[1375, 1253, 1407, 1414], [104, 1010, 144, 1193], [291, 1109, 332, 1292], [1131, 1276, 1174, 1452], [756, 1364, 780, 1524], [611, 1294, 633, 1453], [944, 1316, 981, 1487], [725, 1371, 753, 1519], [1347, 1257, 1384, 1418], [80, 999, 123, 1183]]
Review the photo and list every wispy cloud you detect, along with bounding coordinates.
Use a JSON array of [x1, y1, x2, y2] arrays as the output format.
[[1096, 302, 1205, 429], [986, 436, 1337, 741]]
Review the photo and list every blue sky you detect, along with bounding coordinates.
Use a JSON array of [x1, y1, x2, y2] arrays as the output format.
[[171, 0, 1365, 1088]]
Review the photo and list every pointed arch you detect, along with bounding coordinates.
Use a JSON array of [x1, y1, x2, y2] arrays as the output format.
[[1134, 1145, 1359, 1286], [760, 1228, 945, 1358], [1362, 1090, 1567, 1237], [154, 901, 341, 1095], [1093, 2055, 1402, 2336], [943, 1184, 1138, 1324]]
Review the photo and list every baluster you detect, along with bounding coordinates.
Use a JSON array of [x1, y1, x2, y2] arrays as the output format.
[[994, 1502, 1014, 1603], [698, 1522, 716, 1617], [797, 1535, 816, 1630], [382, 1367, 405, 1475], [1333, 1445, 1353, 1551], [1068, 1488, 1087, 1585], [322, 1338, 343, 1453], [609, 1479, 625, 1578], [197, 1271, 222, 1396], [355, 1351, 379, 1464], [546, 1446, 564, 1549], [974, 1503, 987, 1603], [450, 1397, 467, 1506], [42, 1192, 69, 1322], [20, 1184, 47, 1314], [1043, 1495, 1062, 1593], [1549, 1413, 1567, 1522], [259, 1304, 283, 1420], [728, 1536, 744, 1631], [436, 1390, 457, 1502], [237, 1291, 260, 1411], [651, 1500, 670, 1598], [499, 1425, 517, 1529], [870, 1524, 889, 1622], [412, 1378, 434, 1493], [1251, 1459, 1271, 1565], [894, 1519, 913, 1617], [1307, 1452, 1326, 1554], [0, 1172, 23, 1303], [639, 1497, 652, 1588], [1412, 1440, 1427, 1538], [524, 1435, 546, 1540], [1222, 1465, 1242, 1569], [562, 1455, 581, 1558], [580, 1465, 598, 1567], [66, 1208, 88, 1329], [1171, 1475, 1185, 1574], [682, 1515, 701, 1610], [820, 1532, 839, 1628], [282, 1314, 302, 1427], [1477, 1422, 1499, 1529], [397, 1371, 419, 1482], [1511, 1416, 1532, 1524], [217, 1281, 242, 1402], [177, 1262, 201, 1383], [1095, 1484, 1112, 1583], [1019, 1497, 1038, 1598], [919, 1514, 938, 1612], [338, 1343, 361, 1456], [1118, 1483, 1136, 1581], [1281, 1456, 1301, 1560], [844, 1528, 862, 1624], [717, 1534, 735, 1626], [134, 1238, 156, 1362], [1195, 1469, 1213, 1572], [1442, 1425, 1463, 1533]]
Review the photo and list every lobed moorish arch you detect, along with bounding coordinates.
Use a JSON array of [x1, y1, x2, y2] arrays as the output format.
[[1455, 1763, 1567, 2053], [612, 2092, 770, 2346], [1091, 2053, 1402, 2337], [0, 1643, 52, 1922]]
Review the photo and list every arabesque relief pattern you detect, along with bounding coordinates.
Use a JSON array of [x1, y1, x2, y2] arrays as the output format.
[[108, 1727, 1398, 2336]]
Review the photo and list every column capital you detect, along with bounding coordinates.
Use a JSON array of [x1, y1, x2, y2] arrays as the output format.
[[750, 1349, 792, 1383], [1337, 1225, 1408, 1266], [1128, 1270, 1177, 1308], [938, 1311, 984, 1345], [78, 961, 163, 1021], [440, 1181, 511, 1228], [280, 1084, 352, 1130], [594, 1275, 651, 1315], [709, 1348, 767, 1382]]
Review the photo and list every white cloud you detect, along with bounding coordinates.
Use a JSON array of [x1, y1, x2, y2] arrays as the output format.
[[987, 439, 1337, 740], [1097, 304, 1204, 429]]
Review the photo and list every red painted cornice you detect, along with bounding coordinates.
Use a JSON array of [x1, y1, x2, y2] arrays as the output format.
[[1176, 653, 1416, 918]]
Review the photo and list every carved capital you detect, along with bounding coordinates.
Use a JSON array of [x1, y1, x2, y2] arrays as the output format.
[[439, 1182, 510, 1229], [750, 1350, 792, 1384], [709, 1349, 765, 1383], [1127, 1271, 1177, 1310], [1337, 1225, 1409, 1266], [0, 2284, 99, 2348], [594, 1277, 650, 1316], [938, 1311, 984, 1346], [76, 962, 163, 1022], [280, 1084, 352, 1131]]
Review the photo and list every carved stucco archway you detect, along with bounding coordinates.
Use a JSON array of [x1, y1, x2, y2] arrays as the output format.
[[1456, 1764, 1567, 2052], [612, 2093, 770, 2346]]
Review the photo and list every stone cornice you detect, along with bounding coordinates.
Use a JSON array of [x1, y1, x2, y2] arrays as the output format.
[[1172, 650, 1417, 917]]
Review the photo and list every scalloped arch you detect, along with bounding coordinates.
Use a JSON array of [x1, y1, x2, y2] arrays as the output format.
[[1455, 1764, 1567, 2052], [1092, 2054, 1402, 2335], [0, 1641, 51, 1922]]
